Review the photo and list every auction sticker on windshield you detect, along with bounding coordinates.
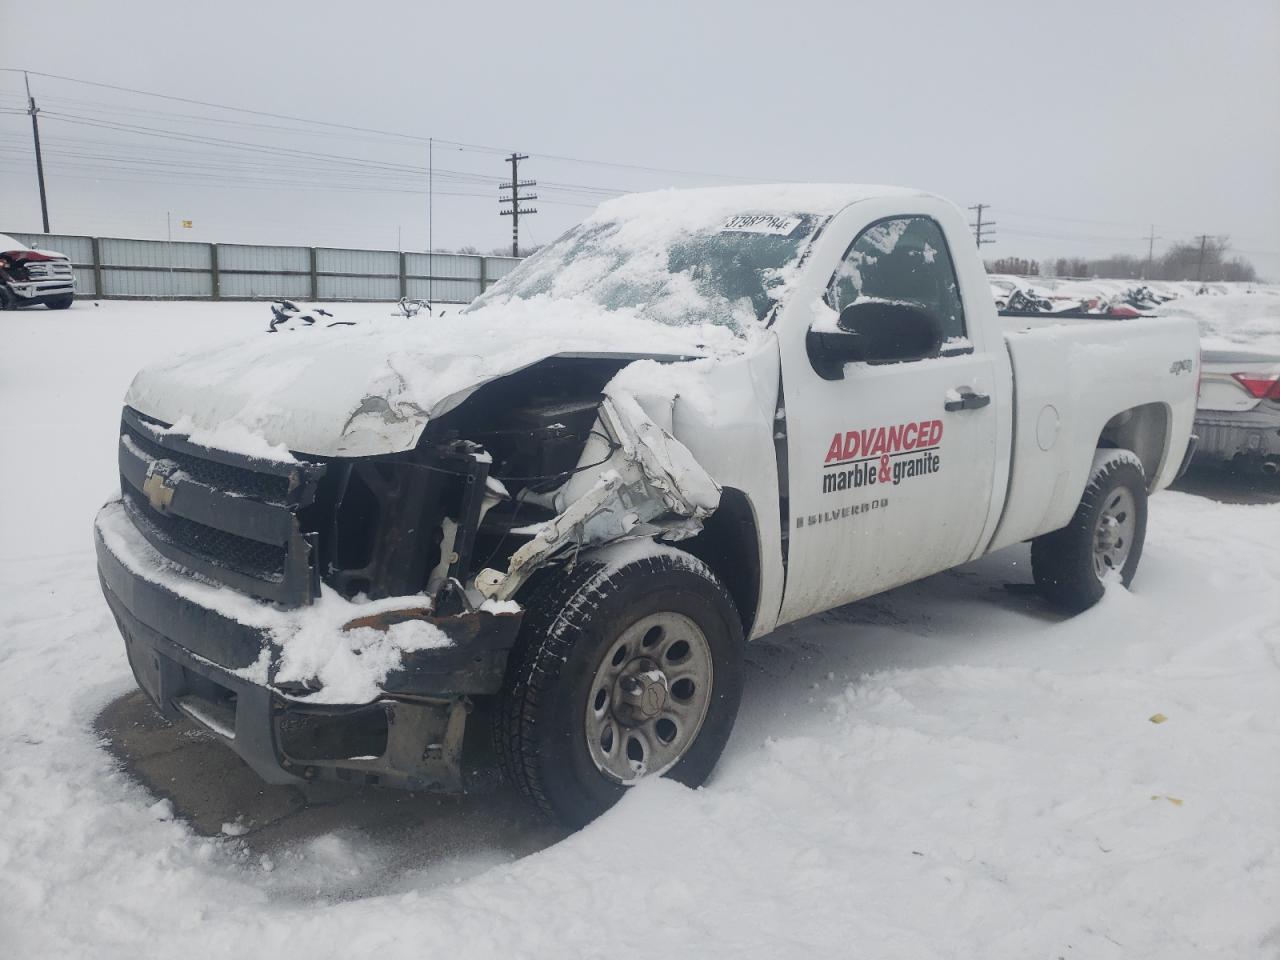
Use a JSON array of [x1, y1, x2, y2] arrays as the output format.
[[721, 214, 803, 235]]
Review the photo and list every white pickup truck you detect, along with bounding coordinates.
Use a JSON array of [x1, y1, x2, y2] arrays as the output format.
[[95, 185, 1199, 825]]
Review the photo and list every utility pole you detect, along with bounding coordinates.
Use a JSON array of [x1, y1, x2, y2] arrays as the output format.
[[968, 204, 996, 250], [24, 72, 50, 233], [1144, 225, 1162, 279], [428, 137, 433, 304], [499, 153, 537, 257], [1194, 234, 1212, 282], [166, 211, 175, 300]]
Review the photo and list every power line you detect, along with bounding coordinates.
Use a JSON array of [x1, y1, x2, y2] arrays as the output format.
[[0, 133, 621, 203], [0, 67, 763, 183], [25, 111, 635, 205], [998, 207, 1276, 251], [0, 158, 599, 207], [38, 111, 505, 181]]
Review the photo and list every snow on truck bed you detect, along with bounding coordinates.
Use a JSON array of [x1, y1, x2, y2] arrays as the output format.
[[2, 301, 1279, 959]]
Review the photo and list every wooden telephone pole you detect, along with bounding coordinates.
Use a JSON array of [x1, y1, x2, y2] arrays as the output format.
[[968, 204, 995, 249], [499, 153, 537, 257], [1144, 225, 1162, 279], [24, 72, 50, 233]]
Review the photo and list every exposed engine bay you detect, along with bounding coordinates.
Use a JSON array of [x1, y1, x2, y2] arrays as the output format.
[[313, 356, 720, 613]]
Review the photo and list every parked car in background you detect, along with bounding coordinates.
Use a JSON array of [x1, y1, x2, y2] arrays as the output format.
[[989, 277, 1017, 309], [988, 274, 1055, 312], [1193, 343, 1280, 475], [0, 233, 76, 309]]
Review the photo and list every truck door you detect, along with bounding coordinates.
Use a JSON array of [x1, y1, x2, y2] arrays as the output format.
[[777, 213, 998, 623]]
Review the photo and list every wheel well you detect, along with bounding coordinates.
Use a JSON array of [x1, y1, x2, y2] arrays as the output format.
[[681, 487, 762, 639], [1098, 402, 1170, 487]]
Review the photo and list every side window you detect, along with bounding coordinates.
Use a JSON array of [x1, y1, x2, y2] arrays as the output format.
[[826, 216, 967, 347]]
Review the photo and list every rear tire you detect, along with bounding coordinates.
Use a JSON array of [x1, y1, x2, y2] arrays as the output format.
[[45, 295, 74, 310], [496, 544, 744, 827], [1031, 450, 1148, 612]]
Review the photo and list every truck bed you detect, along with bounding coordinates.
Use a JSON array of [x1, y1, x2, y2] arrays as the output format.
[[985, 314, 1200, 553]]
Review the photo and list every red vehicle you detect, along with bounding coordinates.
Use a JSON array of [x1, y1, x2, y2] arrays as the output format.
[[0, 233, 76, 309]]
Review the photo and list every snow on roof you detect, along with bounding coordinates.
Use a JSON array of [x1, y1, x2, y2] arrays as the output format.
[[591, 183, 930, 224]]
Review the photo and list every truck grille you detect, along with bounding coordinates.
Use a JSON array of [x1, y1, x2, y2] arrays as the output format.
[[118, 408, 326, 606], [25, 260, 73, 279]]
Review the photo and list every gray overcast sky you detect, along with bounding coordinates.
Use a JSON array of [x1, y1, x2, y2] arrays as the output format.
[[2, 0, 1278, 277]]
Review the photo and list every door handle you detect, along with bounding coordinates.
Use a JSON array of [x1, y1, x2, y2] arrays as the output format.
[[944, 389, 991, 412]]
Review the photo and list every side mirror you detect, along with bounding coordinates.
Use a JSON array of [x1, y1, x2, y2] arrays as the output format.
[[806, 299, 943, 380]]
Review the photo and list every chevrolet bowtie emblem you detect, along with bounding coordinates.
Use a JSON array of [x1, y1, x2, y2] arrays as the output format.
[[142, 464, 177, 512]]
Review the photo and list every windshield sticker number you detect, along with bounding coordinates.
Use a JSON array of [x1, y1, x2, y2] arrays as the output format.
[[721, 214, 803, 236]]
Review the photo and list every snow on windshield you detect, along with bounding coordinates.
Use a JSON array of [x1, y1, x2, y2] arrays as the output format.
[[468, 195, 828, 335]]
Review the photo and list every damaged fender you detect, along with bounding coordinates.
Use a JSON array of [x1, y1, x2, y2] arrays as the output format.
[[474, 388, 721, 601]]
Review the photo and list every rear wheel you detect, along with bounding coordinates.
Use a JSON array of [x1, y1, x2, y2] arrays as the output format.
[[496, 544, 744, 827], [1031, 450, 1148, 612]]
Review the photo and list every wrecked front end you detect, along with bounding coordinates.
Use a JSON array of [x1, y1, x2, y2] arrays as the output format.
[[0, 247, 76, 307], [95, 356, 719, 792]]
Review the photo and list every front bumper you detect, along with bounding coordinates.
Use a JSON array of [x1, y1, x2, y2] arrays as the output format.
[[95, 500, 523, 791], [5, 277, 75, 303], [1192, 408, 1280, 463]]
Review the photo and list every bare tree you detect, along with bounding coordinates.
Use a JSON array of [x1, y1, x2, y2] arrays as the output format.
[[1155, 238, 1256, 282], [999, 242, 1258, 282], [985, 257, 1040, 275]]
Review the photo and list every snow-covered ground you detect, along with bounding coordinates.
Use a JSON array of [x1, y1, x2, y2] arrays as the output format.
[[2, 301, 1278, 959]]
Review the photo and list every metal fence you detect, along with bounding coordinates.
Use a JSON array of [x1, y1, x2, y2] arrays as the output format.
[[2, 232, 523, 303]]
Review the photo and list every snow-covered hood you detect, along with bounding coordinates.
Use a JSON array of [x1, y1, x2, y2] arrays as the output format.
[[124, 302, 742, 459], [0, 233, 69, 261]]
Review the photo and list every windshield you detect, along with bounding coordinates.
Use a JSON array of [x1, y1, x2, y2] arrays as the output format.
[[467, 211, 828, 334]]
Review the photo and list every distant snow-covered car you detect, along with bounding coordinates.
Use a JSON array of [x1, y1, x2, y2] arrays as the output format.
[[988, 276, 1054, 312], [1194, 343, 1280, 474], [989, 278, 1017, 309], [0, 233, 76, 309], [1005, 287, 1054, 312]]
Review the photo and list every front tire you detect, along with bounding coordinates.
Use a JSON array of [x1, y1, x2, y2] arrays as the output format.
[[1031, 450, 1148, 612], [45, 295, 74, 310], [496, 544, 744, 827]]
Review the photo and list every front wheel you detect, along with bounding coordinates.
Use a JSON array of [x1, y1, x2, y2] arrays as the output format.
[[1031, 450, 1148, 612], [496, 544, 744, 827], [45, 295, 74, 310]]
